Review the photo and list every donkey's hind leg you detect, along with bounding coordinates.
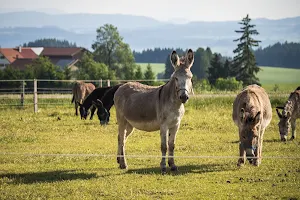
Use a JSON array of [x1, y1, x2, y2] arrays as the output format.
[[168, 124, 179, 172], [75, 101, 79, 116], [117, 121, 133, 169]]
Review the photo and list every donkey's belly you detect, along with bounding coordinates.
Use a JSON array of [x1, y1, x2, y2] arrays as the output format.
[[127, 119, 160, 132]]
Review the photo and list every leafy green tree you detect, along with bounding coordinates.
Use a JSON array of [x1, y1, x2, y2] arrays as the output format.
[[0, 66, 24, 87], [134, 65, 144, 80], [232, 14, 261, 86], [144, 64, 156, 85], [76, 52, 116, 80], [25, 56, 63, 80], [92, 24, 136, 79]]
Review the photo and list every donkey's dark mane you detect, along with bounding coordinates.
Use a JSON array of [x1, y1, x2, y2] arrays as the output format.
[[82, 86, 112, 110]]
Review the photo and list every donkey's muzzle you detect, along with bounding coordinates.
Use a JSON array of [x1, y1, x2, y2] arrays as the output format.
[[246, 148, 254, 161], [180, 94, 189, 103], [280, 135, 287, 142]]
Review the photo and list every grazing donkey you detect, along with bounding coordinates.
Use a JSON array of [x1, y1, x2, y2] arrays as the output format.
[[78, 86, 112, 120], [92, 84, 123, 125], [276, 86, 300, 141], [71, 81, 95, 116], [113, 49, 194, 173], [232, 85, 272, 167]]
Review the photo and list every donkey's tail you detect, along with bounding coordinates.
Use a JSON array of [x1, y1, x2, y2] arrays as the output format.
[[71, 95, 75, 103]]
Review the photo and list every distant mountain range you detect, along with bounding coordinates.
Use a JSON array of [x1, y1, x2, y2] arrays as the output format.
[[0, 11, 299, 56]]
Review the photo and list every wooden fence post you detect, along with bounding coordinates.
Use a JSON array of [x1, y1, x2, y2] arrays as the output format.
[[107, 79, 110, 87], [20, 80, 25, 107], [34, 79, 38, 113], [99, 79, 103, 88]]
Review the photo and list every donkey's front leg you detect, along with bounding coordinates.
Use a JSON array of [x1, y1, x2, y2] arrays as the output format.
[[168, 124, 179, 171], [237, 142, 245, 167], [254, 127, 265, 166], [90, 106, 96, 120], [291, 119, 296, 140], [160, 126, 169, 174]]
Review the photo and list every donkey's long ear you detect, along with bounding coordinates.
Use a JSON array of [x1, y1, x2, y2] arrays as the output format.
[[170, 51, 180, 70], [276, 108, 283, 118], [253, 111, 261, 125], [240, 108, 245, 121], [185, 49, 194, 69], [92, 99, 103, 108]]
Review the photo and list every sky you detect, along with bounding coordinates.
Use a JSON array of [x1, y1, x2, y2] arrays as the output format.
[[1, 0, 300, 22]]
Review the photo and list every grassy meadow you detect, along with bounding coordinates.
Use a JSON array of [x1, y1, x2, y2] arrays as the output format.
[[0, 95, 300, 199]]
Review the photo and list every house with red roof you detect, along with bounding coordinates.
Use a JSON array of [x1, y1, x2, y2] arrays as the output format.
[[0, 47, 38, 70], [0, 47, 88, 71]]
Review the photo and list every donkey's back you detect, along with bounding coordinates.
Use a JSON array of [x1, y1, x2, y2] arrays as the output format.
[[233, 85, 272, 128], [114, 82, 161, 131]]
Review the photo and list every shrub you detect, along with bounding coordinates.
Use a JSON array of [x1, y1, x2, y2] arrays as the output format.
[[215, 77, 243, 91]]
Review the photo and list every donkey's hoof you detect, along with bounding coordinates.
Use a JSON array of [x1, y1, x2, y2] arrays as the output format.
[[161, 167, 167, 175], [170, 165, 178, 172], [253, 159, 260, 166], [237, 159, 245, 167], [290, 136, 295, 140], [119, 163, 127, 169]]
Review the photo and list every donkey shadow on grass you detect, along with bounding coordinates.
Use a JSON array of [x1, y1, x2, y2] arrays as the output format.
[[0, 170, 97, 184], [126, 163, 237, 175]]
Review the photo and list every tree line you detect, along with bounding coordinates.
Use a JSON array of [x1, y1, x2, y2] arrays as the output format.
[[254, 42, 300, 69], [23, 38, 77, 48], [1, 14, 266, 91]]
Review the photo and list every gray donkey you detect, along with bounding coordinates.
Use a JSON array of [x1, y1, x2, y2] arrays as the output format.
[[232, 85, 272, 167], [276, 86, 300, 141], [114, 49, 194, 173]]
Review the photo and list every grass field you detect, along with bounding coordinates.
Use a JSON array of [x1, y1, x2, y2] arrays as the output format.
[[0, 96, 300, 199]]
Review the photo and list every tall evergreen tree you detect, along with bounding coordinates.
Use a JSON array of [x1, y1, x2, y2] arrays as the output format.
[[144, 64, 156, 85], [232, 14, 261, 86], [207, 53, 223, 85], [134, 65, 144, 80]]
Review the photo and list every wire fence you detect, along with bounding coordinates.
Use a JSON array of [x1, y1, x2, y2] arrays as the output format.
[[1, 152, 300, 160]]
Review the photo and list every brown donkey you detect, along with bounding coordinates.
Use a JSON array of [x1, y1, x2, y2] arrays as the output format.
[[114, 49, 194, 173], [232, 85, 272, 167], [71, 81, 95, 116], [276, 86, 300, 141]]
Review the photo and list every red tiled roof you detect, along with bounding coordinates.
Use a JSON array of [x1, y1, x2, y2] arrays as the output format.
[[0, 47, 38, 63], [10, 58, 34, 70], [19, 48, 38, 59], [41, 47, 83, 56]]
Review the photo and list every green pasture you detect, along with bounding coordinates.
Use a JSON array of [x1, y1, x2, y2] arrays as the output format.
[[137, 63, 165, 76], [0, 95, 300, 199], [139, 63, 300, 92], [257, 66, 300, 91]]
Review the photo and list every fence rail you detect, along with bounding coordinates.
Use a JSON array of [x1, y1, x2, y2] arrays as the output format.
[[0, 79, 169, 112]]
